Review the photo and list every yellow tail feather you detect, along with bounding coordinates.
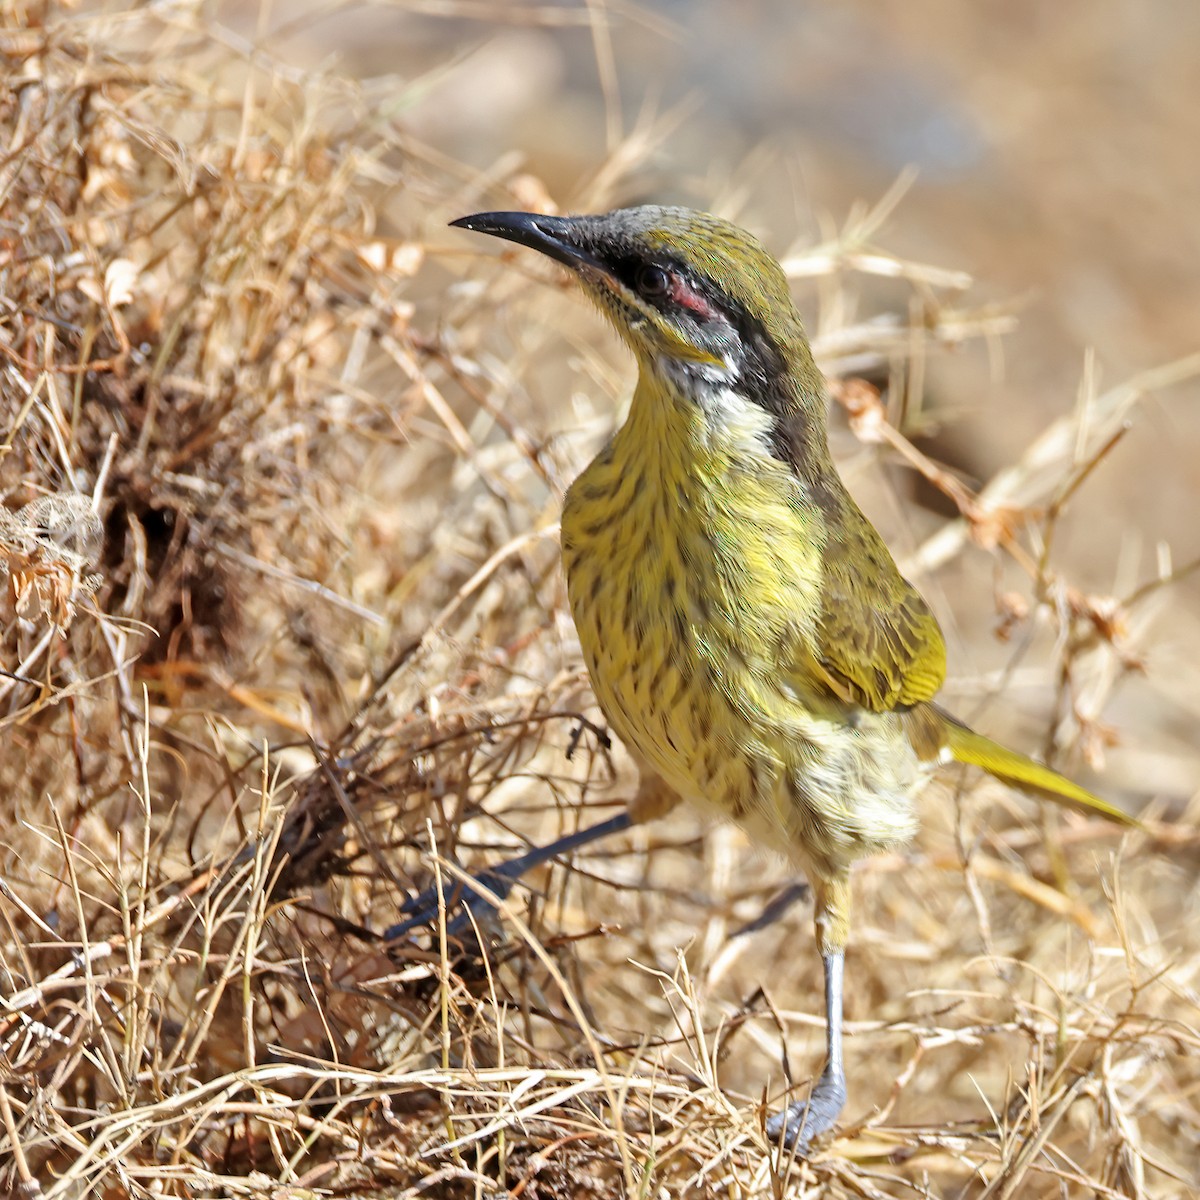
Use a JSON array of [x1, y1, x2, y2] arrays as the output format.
[[939, 709, 1137, 827]]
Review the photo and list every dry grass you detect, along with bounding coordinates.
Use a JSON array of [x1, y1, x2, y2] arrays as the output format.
[[2, 4, 1199, 1197]]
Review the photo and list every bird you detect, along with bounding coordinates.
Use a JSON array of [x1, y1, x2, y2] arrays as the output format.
[[438, 205, 1134, 1153]]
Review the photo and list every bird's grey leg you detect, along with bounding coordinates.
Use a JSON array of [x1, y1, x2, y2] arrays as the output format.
[[767, 869, 851, 1152], [766, 948, 847, 1152]]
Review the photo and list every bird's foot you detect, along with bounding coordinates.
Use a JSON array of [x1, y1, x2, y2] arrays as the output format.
[[766, 1064, 846, 1154], [382, 859, 525, 944], [381, 812, 634, 944]]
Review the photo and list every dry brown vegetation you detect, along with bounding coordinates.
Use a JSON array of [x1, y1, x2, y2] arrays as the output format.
[[2, 4, 1198, 1198]]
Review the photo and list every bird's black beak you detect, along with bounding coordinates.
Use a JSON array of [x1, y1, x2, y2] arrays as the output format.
[[450, 211, 613, 280]]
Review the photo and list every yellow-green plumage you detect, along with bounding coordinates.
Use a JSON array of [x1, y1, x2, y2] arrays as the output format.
[[562, 370, 927, 887], [937, 711, 1133, 823], [451, 204, 1132, 1151]]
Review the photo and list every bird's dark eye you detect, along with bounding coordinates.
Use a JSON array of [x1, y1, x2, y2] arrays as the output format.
[[636, 264, 671, 298]]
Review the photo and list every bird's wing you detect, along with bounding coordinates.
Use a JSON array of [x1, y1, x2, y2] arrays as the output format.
[[810, 498, 947, 713]]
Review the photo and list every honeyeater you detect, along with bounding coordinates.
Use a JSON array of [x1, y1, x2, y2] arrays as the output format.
[[447, 206, 1133, 1152]]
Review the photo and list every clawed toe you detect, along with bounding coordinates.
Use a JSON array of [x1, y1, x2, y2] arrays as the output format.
[[381, 813, 634, 945], [382, 865, 518, 943], [766, 1064, 846, 1154]]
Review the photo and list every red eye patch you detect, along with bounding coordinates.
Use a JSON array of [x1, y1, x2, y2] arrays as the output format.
[[668, 274, 720, 321]]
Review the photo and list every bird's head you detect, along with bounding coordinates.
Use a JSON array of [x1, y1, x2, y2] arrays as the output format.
[[451, 206, 823, 405]]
